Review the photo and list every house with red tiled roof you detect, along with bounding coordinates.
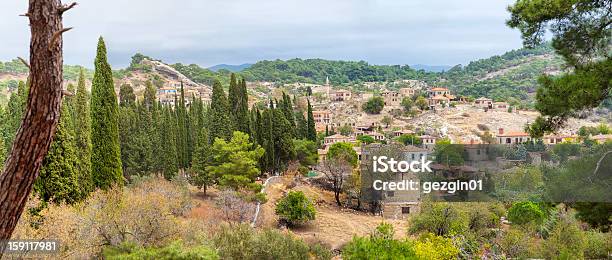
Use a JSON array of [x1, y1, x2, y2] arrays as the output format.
[[496, 128, 531, 144]]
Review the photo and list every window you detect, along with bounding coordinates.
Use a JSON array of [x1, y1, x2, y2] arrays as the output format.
[[387, 191, 394, 197], [401, 207, 410, 214], [506, 138, 511, 144]]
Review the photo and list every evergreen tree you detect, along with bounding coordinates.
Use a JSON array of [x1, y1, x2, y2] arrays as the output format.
[[189, 128, 213, 195], [236, 78, 251, 134], [143, 80, 156, 110], [161, 105, 178, 179], [295, 110, 308, 139], [175, 83, 191, 169], [35, 101, 80, 204], [306, 99, 316, 142], [4, 81, 27, 151], [119, 83, 136, 107], [209, 79, 233, 142], [260, 108, 295, 174], [74, 69, 93, 197], [281, 92, 295, 137], [90, 37, 123, 189]]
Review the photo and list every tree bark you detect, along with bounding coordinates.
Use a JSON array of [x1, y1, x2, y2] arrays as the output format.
[[0, 0, 68, 242]]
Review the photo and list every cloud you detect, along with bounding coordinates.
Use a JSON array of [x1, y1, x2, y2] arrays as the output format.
[[0, 0, 523, 68]]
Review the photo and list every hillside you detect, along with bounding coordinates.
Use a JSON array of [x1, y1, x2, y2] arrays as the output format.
[[0, 43, 563, 106], [208, 63, 252, 72]]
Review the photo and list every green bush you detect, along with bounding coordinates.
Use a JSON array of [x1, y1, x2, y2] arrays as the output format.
[[275, 191, 316, 226], [583, 230, 612, 259], [103, 241, 219, 260], [362, 97, 385, 114], [508, 201, 545, 226], [212, 224, 331, 260], [343, 223, 416, 259]]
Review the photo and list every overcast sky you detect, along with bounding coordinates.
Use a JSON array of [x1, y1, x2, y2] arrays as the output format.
[[0, 0, 524, 68]]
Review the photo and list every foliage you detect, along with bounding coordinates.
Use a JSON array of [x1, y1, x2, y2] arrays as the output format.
[[415, 96, 429, 110], [396, 134, 422, 146], [409, 202, 467, 236], [433, 140, 464, 166], [507, 0, 612, 136], [73, 69, 93, 198], [207, 131, 264, 191], [327, 142, 358, 167], [12, 178, 193, 258], [413, 233, 460, 260], [362, 96, 385, 114], [542, 212, 586, 259], [343, 223, 417, 260], [357, 135, 376, 144], [103, 241, 218, 260], [35, 101, 81, 204], [209, 79, 233, 142], [90, 37, 123, 189], [306, 99, 316, 141], [401, 97, 413, 113], [508, 201, 545, 226], [293, 139, 319, 167], [583, 230, 612, 259], [275, 191, 316, 226], [212, 224, 331, 260]]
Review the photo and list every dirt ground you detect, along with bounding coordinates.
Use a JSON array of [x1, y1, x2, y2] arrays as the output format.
[[258, 176, 407, 250]]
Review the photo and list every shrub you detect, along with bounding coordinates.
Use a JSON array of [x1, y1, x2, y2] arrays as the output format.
[[507, 201, 544, 226], [498, 228, 533, 258], [583, 230, 612, 259], [542, 213, 586, 259], [414, 233, 460, 260], [409, 202, 467, 236], [362, 97, 385, 114], [103, 241, 219, 260], [275, 191, 316, 226], [212, 224, 331, 260], [343, 223, 416, 259]]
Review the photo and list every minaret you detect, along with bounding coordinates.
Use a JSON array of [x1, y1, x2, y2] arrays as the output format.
[[326, 76, 330, 98]]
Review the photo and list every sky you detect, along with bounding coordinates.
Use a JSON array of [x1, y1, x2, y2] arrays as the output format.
[[0, 0, 524, 69]]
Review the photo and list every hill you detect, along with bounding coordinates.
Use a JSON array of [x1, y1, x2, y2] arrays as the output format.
[[0, 43, 563, 106], [208, 63, 252, 72], [410, 64, 452, 72]]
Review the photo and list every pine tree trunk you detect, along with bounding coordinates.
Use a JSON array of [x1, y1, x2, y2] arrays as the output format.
[[0, 0, 69, 241]]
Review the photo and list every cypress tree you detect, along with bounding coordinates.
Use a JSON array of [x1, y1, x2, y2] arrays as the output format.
[[119, 83, 136, 107], [74, 69, 93, 197], [295, 110, 308, 139], [306, 99, 316, 141], [161, 105, 179, 179], [5, 81, 27, 150], [209, 79, 232, 142], [143, 80, 156, 110], [176, 83, 191, 169], [90, 37, 123, 189], [235, 78, 251, 134], [281, 92, 295, 137], [190, 128, 213, 195], [35, 101, 80, 204]]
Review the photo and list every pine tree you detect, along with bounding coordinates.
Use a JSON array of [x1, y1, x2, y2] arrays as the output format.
[[306, 99, 316, 141], [35, 101, 80, 204], [90, 37, 123, 189], [73, 69, 93, 198], [209, 79, 232, 142]]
